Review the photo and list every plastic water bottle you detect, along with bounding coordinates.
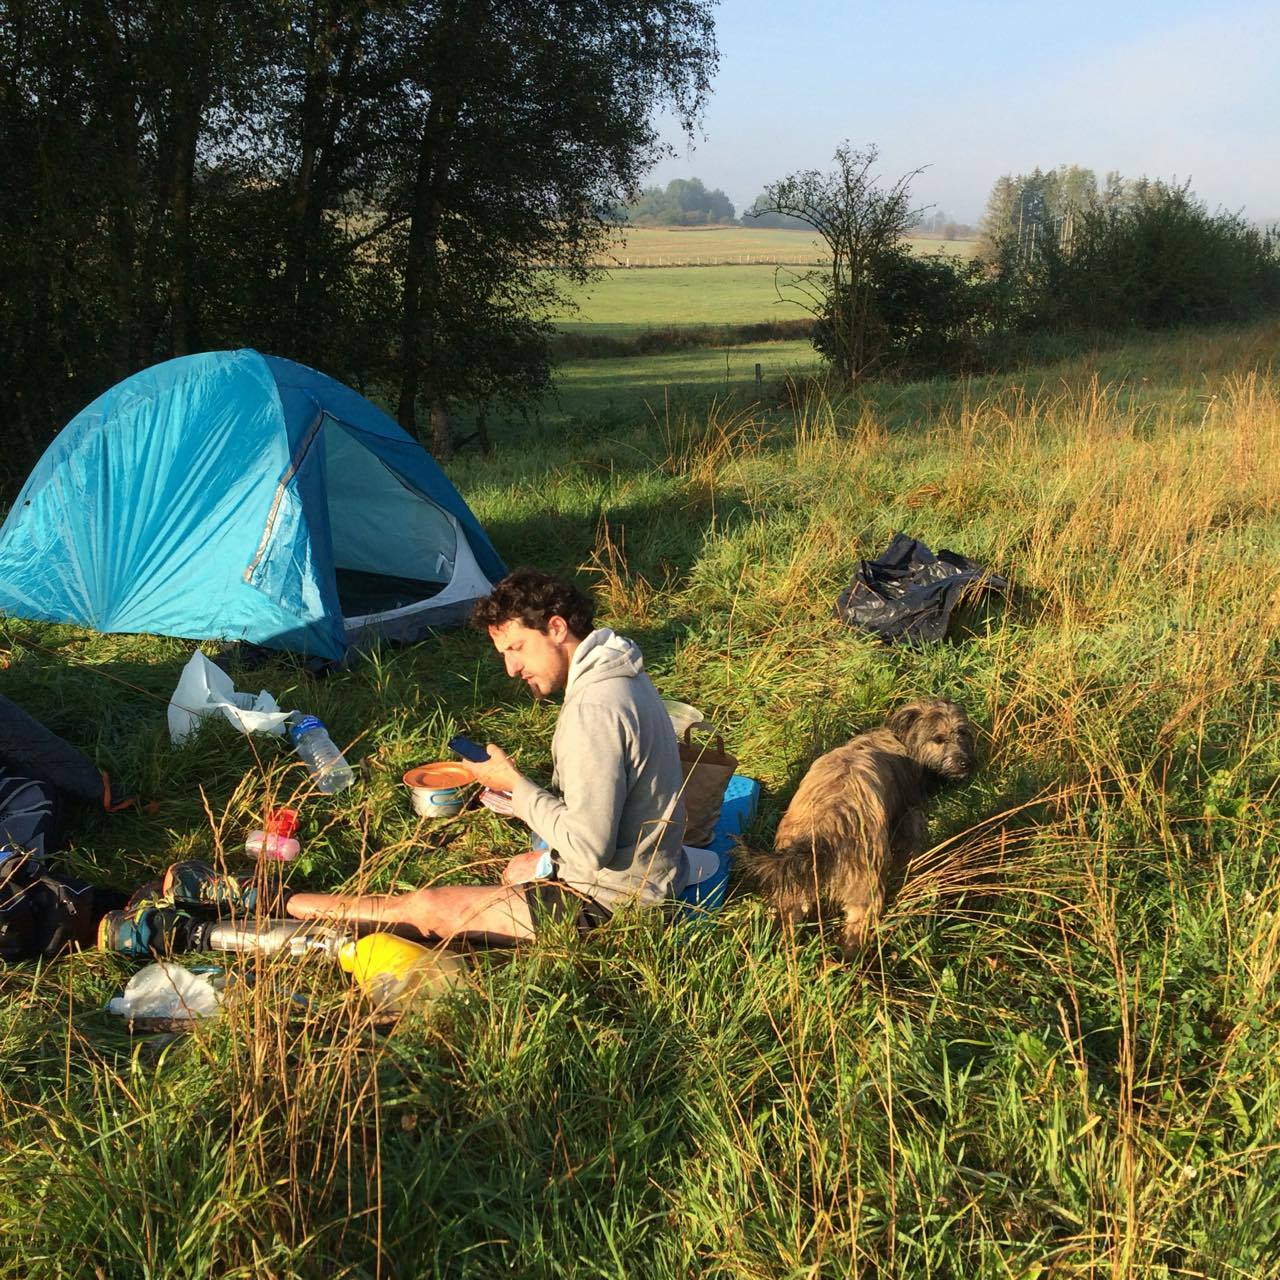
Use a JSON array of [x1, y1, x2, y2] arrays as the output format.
[[289, 716, 355, 793]]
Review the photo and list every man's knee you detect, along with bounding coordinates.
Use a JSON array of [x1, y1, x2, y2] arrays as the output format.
[[399, 886, 458, 935], [405, 884, 534, 942]]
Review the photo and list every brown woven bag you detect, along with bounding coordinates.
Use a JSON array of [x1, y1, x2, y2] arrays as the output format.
[[677, 729, 737, 847]]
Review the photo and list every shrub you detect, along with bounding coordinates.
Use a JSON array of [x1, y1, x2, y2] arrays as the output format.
[[813, 250, 997, 378], [1006, 183, 1280, 333]]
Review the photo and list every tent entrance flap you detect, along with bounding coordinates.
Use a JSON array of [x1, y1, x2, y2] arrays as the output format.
[[322, 416, 458, 586], [342, 517, 492, 635]]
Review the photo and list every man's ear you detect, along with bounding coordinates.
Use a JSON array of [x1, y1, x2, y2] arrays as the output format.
[[546, 614, 569, 643]]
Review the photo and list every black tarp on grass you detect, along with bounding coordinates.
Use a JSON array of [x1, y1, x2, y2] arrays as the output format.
[[834, 533, 1008, 643]]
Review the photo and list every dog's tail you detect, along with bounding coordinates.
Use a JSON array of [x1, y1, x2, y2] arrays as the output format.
[[738, 840, 822, 908]]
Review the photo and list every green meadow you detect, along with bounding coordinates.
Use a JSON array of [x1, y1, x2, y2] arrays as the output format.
[[555, 264, 808, 334], [546, 339, 819, 425], [2, 318, 1279, 1276], [554, 233, 978, 335], [582, 224, 977, 266]]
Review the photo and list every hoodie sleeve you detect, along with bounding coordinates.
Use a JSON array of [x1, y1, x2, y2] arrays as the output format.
[[510, 698, 629, 885]]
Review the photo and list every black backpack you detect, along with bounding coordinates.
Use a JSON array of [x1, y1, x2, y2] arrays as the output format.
[[0, 852, 121, 963]]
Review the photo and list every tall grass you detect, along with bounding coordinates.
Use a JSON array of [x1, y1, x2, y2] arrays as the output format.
[[2, 322, 1278, 1276]]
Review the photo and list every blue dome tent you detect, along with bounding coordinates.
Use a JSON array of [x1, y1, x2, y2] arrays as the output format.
[[0, 350, 506, 660]]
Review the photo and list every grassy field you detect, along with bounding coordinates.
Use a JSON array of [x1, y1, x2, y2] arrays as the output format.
[[3, 321, 1280, 1276], [543, 339, 819, 424], [554, 231, 977, 335], [584, 225, 978, 266], [555, 266, 816, 334]]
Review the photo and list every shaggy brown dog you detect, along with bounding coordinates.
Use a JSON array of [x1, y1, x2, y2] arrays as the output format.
[[749, 699, 975, 956]]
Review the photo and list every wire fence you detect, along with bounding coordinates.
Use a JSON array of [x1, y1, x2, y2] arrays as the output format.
[[534, 254, 830, 269], [610, 254, 828, 268]]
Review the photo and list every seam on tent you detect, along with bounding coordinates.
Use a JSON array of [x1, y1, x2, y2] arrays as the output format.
[[243, 406, 325, 584]]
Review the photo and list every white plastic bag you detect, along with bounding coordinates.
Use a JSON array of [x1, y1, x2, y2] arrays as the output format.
[[106, 962, 222, 1021], [167, 650, 296, 745]]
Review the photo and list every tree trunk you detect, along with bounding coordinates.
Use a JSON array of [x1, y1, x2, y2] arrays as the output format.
[[396, 85, 460, 449], [430, 403, 451, 459], [168, 81, 207, 357], [282, 2, 365, 357], [281, 1, 329, 328], [82, 0, 141, 378]]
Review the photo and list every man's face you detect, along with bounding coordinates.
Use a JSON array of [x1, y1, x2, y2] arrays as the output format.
[[488, 618, 572, 698]]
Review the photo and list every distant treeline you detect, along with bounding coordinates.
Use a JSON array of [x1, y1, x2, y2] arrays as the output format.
[[554, 317, 815, 360], [625, 177, 736, 226], [810, 167, 1280, 384], [622, 177, 977, 240], [907, 212, 977, 241]]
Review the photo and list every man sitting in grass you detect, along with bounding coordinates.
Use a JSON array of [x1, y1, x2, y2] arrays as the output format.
[[289, 568, 688, 938], [99, 570, 688, 954]]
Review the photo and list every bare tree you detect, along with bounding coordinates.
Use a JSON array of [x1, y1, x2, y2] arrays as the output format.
[[753, 143, 923, 385]]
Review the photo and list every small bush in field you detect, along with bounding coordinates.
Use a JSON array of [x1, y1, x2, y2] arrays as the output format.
[[813, 250, 998, 378]]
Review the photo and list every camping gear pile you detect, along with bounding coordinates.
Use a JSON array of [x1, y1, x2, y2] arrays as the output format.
[[0, 694, 130, 962]]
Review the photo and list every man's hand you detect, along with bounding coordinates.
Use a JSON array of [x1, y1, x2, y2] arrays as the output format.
[[462, 743, 524, 795], [501, 849, 547, 886]]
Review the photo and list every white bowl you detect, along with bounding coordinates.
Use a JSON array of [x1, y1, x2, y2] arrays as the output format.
[[662, 697, 709, 738], [682, 845, 720, 885]]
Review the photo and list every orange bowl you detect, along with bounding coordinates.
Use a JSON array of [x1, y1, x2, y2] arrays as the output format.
[[403, 762, 473, 790], [403, 762, 473, 817]]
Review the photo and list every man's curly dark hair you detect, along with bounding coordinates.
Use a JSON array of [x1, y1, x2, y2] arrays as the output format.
[[471, 568, 596, 639]]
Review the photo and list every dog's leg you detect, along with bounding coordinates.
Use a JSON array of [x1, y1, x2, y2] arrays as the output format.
[[886, 806, 930, 904], [775, 886, 816, 948], [838, 889, 881, 957], [833, 851, 886, 958]]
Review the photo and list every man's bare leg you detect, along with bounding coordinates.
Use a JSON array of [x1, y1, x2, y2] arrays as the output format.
[[287, 883, 537, 945]]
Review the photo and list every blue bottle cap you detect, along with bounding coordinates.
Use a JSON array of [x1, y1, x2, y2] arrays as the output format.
[[288, 715, 323, 743]]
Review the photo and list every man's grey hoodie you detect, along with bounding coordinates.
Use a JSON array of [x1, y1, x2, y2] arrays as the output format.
[[510, 627, 687, 911]]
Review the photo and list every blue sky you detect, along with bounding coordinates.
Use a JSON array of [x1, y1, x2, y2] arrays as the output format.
[[647, 0, 1279, 223]]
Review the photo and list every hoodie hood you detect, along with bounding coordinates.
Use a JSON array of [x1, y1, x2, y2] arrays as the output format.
[[565, 626, 644, 696]]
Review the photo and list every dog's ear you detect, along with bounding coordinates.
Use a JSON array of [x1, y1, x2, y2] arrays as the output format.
[[886, 703, 923, 740]]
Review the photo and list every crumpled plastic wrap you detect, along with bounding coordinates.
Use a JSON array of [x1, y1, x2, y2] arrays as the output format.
[[834, 533, 1008, 643], [167, 650, 296, 744], [106, 961, 222, 1021]]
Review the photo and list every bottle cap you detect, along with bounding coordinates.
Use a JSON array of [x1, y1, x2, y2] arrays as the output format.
[[288, 715, 323, 743], [265, 807, 299, 838]]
